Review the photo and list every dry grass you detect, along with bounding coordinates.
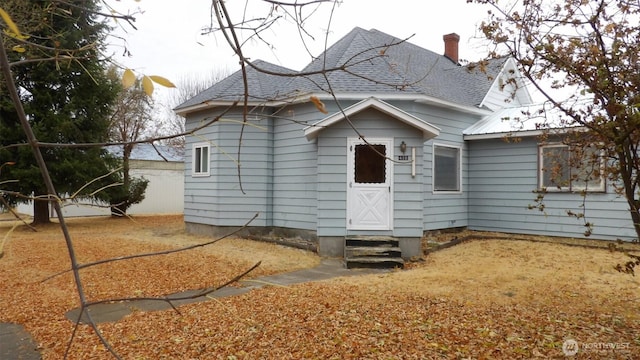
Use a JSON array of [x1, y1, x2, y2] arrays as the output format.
[[1, 215, 639, 359], [344, 239, 639, 308], [2, 214, 320, 273]]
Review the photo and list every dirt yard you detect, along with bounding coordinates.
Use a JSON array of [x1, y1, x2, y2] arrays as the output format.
[[1, 215, 638, 359]]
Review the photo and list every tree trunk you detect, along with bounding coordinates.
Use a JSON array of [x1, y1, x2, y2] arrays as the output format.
[[32, 199, 51, 225], [110, 147, 132, 217], [618, 148, 640, 242], [625, 195, 640, 242], [630, 207, 640, 242]]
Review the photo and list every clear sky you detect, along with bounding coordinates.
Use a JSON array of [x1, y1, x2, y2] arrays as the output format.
[[107, 0, 492, 80]]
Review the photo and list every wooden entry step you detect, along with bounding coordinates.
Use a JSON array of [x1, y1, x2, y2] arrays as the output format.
[[344, 236, 404, 269]]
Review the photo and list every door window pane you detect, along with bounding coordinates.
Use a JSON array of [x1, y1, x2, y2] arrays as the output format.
[[354, 144, 386, 184]]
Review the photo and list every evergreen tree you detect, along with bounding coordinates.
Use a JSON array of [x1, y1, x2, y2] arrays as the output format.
[[0, 0, 119, 224]]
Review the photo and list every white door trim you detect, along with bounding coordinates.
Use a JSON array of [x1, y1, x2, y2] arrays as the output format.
[[346, 137, 393, 230]]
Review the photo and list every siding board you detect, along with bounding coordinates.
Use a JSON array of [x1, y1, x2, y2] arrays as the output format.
[[316, 107, 426, 237], [468, 137, 637, 241], [420, 103, 482, 231]]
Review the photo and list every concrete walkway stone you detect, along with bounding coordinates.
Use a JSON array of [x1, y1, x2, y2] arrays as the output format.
[[65, 259, 388, 323], [2, 258, 389, 359], [0, 323, 41, 360]]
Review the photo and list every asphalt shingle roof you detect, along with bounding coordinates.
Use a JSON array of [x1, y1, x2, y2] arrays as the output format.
[[176, 60, 298, 109], [175, 27, 506, 111]]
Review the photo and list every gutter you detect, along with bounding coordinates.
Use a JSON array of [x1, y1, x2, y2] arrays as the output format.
[[175, 92, 493, 117]]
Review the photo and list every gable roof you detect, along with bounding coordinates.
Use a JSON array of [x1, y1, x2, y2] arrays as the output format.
[[304, 97, 441, 140], [476, 57, 533, 111], [175, 27, 512, 116]]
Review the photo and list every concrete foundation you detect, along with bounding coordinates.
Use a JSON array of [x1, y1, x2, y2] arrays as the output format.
[[398, 237, 422, 259], [185, 222, 318, 252], [317, 236, 345, 258], [185, 222, 423, 259]]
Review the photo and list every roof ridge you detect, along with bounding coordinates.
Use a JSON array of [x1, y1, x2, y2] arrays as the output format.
[[177, 27, 502, 110]]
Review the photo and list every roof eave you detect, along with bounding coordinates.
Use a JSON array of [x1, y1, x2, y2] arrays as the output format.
[[413, 96, 492, 116], [463, 126, 583, 140], [463, 129, 546, 140], [178, 100, 303, 116], [299, 92, 492, 116], [174, 99, 264, 116], [175, 91, 493, 117]]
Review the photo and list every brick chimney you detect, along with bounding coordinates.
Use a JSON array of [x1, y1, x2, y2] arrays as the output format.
[[443, 33, 460, 63]]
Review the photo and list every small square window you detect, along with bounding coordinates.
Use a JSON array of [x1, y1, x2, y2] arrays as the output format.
[[192, 143, 210, 177], [433, 144, 461, 192]]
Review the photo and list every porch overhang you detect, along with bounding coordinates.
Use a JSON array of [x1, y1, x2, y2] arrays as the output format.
[[303, 97, 441, 141]]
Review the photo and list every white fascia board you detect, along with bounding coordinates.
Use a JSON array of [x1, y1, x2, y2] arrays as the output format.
[[174, 99, 296, 116], [174, 101, 240, 116], [463, 130, 545, 140], [301, 92, 491, 116], [413, 97, 492, 116], [311, 93, 492, 117], [463, 126, 583, 140], [176, 91, 491, 118]]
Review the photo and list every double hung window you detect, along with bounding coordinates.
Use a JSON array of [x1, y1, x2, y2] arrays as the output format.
[[433, 144, 461, 193], [192, 143, 210, 177]]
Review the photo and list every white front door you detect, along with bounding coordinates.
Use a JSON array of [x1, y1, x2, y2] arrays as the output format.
[[347, 138, 393, 230]]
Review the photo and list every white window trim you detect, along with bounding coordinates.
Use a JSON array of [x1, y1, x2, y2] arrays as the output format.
[[538, 143, 605, 193], [432, 143, 462, 194], [192, 142, 210, 177]]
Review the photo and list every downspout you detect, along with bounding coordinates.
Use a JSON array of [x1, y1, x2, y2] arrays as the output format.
[[265, 110, 274, 228]]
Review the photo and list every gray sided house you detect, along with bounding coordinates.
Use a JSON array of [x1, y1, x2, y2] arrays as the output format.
[[175, 27, 637, 262]]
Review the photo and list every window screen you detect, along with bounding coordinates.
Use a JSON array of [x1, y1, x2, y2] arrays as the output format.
[[354, 144, 386, 184], [539, 144, 604, 192], [434, 145, 460, 192]]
